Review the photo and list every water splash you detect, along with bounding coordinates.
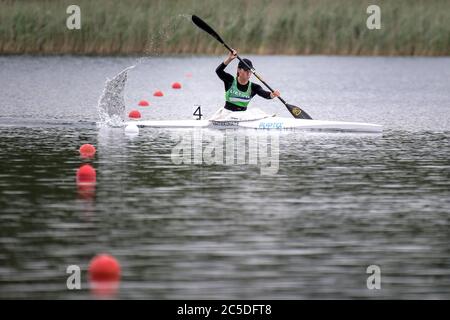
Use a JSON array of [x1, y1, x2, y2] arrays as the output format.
[[177, 14, 192, 21], [97, 66, 135, 127], [136, 14, 192, 65], [97, 14, 191, 127]]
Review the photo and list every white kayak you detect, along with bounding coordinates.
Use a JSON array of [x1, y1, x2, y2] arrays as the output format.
[[97, 66, 382, 133], [125, 117, 383, 133]]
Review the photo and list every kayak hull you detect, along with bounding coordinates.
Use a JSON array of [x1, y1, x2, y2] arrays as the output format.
[[125, 117, 382, 133]]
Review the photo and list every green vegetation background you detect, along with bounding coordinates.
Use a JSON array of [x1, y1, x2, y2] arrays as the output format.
[[1, 0, 449, 55]]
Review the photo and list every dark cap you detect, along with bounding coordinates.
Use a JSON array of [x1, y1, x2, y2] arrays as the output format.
[[238, 58, 253, 71]]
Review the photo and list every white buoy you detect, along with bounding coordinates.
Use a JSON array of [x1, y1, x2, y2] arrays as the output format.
[[125, 123, 139, 136]]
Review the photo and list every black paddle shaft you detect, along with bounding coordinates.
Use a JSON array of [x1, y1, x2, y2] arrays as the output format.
[[221, 43, 288, 105], [191, 15, 312, 119]]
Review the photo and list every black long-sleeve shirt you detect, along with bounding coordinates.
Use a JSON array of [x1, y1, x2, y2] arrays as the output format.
[[216, 62, 272, 111]]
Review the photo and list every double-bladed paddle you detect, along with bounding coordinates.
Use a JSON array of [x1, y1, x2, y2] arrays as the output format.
[[191, 15, 312, 120]]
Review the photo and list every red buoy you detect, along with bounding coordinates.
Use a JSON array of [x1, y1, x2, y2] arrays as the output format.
[[171, 82, 182, 89], [89, 254, 121, 282], [76, 164, 96, 184], [128, 110, 141, 119], [138, 100, 150, 107], [153, 90, 164, 97], [79, 144, 96, 158]]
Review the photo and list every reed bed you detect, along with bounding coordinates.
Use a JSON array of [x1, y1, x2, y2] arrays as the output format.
[[0, 0, 448, 55]]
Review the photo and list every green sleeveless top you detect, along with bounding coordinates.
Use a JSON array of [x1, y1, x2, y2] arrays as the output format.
[[225, 77, 252, 108]]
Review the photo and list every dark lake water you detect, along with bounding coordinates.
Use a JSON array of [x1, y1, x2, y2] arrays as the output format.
[[0, 56, 449, 299]]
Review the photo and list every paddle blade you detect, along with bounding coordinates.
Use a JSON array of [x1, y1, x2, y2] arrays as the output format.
[[286, 104, 313, 119], [192, 15, 225, 44]]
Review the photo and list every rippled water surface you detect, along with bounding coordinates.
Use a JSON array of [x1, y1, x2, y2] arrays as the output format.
[[0, 56, 449, 299]]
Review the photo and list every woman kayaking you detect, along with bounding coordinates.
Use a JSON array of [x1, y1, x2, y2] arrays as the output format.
[[211, 49, 280, 121]]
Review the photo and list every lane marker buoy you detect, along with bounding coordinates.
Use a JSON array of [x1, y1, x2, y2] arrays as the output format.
[[138, 100, 150, 107], [172, 82, 182, 89], [76, 164, 96, 184], [79, 144, 96, 158], [128, 110, 141, 119], [88, 254, 121, 282], [125, 123, 139, 135]]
